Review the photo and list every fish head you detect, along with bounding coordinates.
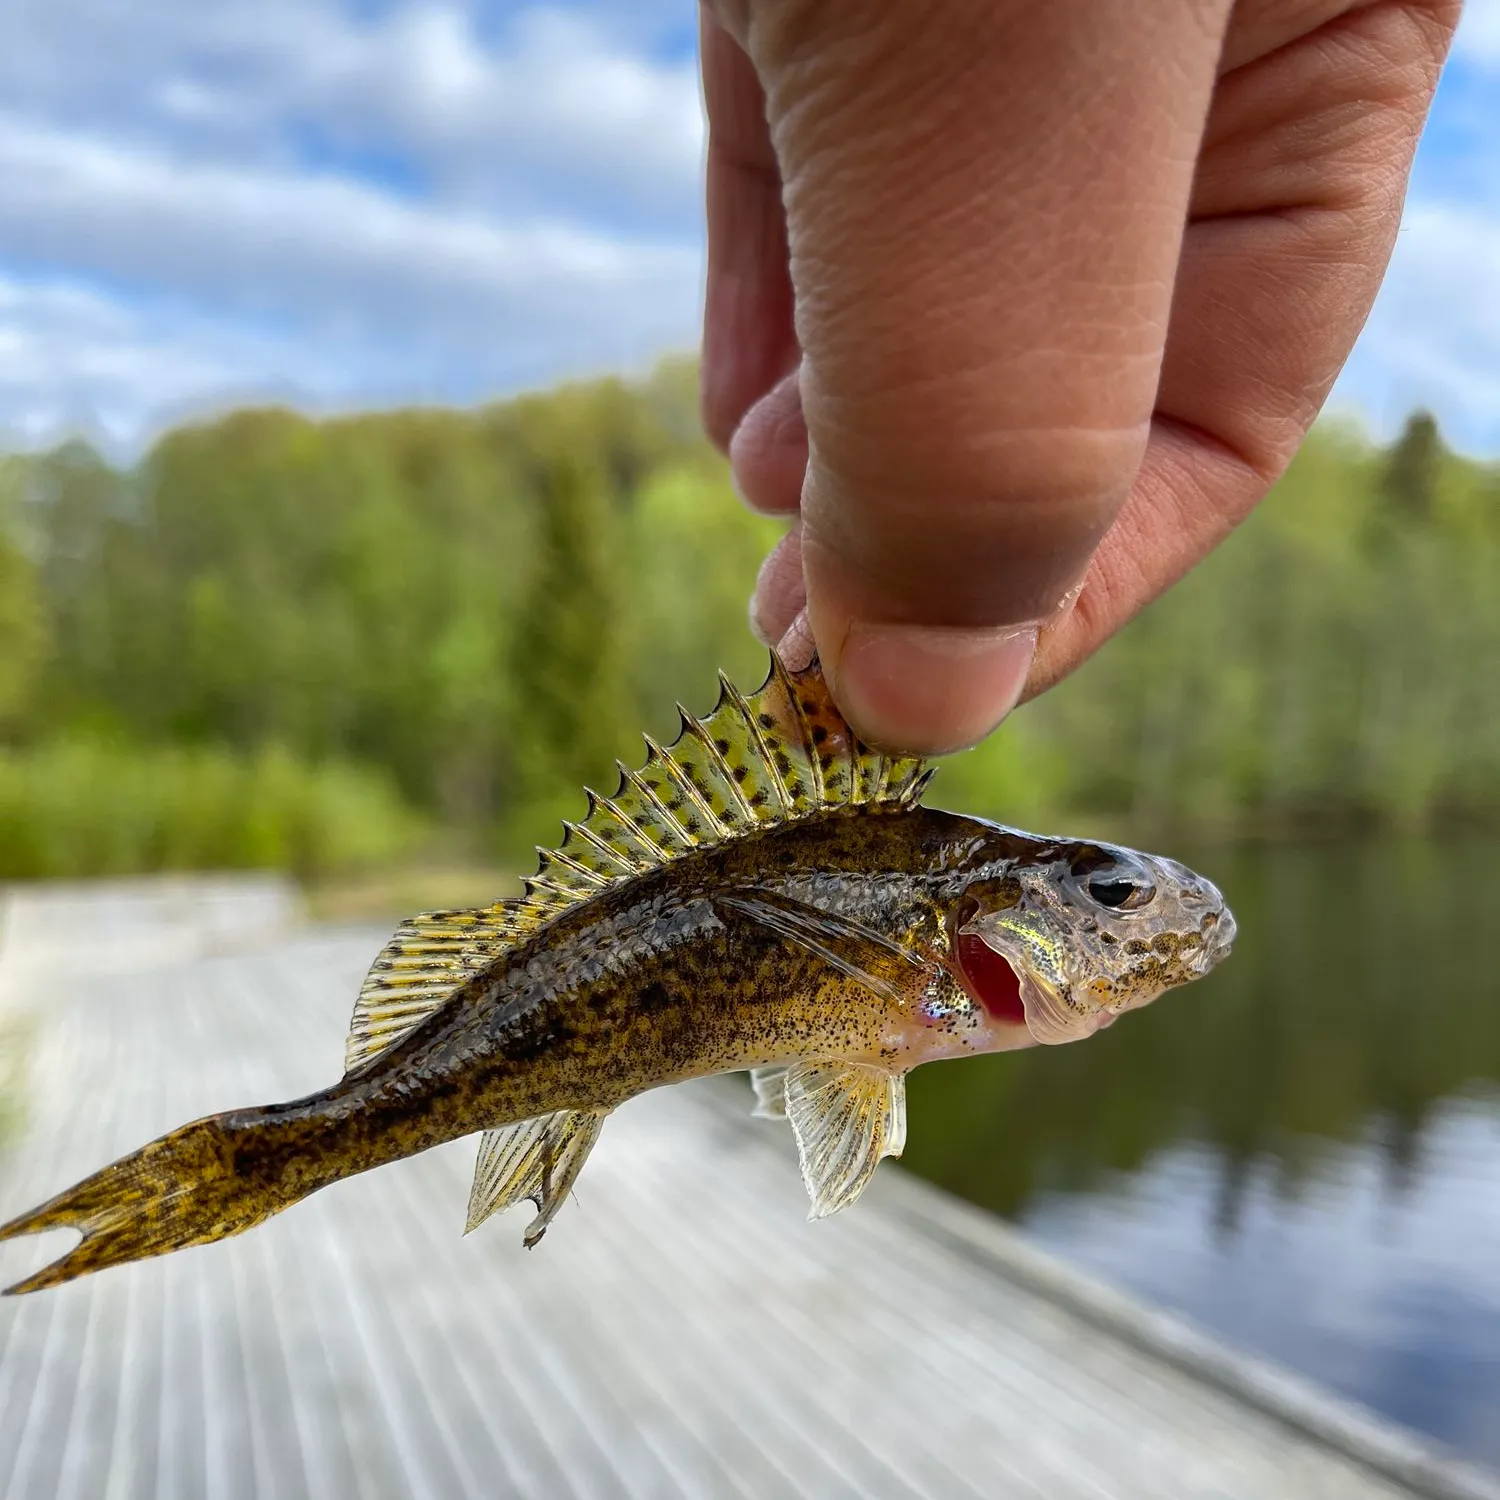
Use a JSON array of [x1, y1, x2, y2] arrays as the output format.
[[954, 839, 1235, 1046]]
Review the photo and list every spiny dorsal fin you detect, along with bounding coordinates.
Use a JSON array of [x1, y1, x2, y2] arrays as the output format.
[[525, 654, 929, 905], [346, 657, 931, 1071]]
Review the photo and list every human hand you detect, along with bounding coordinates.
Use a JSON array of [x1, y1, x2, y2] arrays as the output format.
[[700, 0, 1458, 754]]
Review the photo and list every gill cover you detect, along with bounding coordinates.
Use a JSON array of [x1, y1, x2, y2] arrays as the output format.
[[961, 907, 1102, 1045]]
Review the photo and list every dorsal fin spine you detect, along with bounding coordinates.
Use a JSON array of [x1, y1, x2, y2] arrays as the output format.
[[777, 658, 825, 805], [721, 671, 794, 819], [600, 780, 673, 860], [544, 845, 613, 886], [616, 762, 692, 849], [522, 878, 576, 903], [683, 706, 758, 823], [564, 816, 646, 875], [859, 745, 883, 805], [647, 732, 729, 841]]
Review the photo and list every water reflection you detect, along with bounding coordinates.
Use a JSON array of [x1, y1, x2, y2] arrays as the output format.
[[901, 840, 1500, 1472]]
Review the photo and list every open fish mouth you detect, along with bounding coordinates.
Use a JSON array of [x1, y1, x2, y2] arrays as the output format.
[[955, 930, 1106, 1046]]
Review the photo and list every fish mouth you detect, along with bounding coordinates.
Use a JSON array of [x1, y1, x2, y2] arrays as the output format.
[[955, 931, 1029, 1027], [1212, 906, 1238, 959], [956, 930, 1105, 1046]]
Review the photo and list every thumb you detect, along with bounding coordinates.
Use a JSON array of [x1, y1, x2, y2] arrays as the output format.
[[740, 0, 1229, 752]]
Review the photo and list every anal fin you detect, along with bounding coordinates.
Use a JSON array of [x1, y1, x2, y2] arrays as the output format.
[[784, 1062, 907, 1219], [467, 1109, 606, 1247]]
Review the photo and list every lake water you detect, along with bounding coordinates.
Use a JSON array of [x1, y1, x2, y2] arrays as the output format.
[[901, 839, 1500, 1473]]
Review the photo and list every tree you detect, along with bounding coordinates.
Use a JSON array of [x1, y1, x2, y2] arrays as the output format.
[[506, 453, 632, 836], [1382, 409, 1443, 522], [0, 526, 46, 732]]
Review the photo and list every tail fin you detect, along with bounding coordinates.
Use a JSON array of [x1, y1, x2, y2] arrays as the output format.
[[0, 1110, 316, 1295]]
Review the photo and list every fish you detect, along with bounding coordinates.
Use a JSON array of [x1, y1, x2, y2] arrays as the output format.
[[0, 656, 1235, 1295]]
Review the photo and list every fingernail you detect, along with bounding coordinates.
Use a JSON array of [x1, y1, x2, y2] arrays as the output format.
[[829, 622, 1038, 755]]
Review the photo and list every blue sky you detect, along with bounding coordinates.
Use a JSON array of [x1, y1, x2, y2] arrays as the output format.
[[1, 1, 1497, 455]]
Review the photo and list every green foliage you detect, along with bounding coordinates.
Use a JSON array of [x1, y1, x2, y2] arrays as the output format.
[[2, 369, 1498, 879], [1381, 408, 1443, 522], [505, 451, 632, 845], [624, 459, 784, 737], [0, 459, 49, 729], [0, 739, 422, 881], [0, 532, 46, 730], [1000, 420, 1500, 835]]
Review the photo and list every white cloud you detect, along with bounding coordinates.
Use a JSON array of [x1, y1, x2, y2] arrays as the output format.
[[0, 2, 704, 220], [1452, 0, 1500, 67], [0, 1, 708, 447], [0, 114, 698, 339], [299, 8, 704, 213], [1333, 202, 1500, 453], [0, 277, 336, 451]]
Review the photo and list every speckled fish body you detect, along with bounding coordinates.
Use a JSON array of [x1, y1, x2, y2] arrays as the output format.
[[0, 659, 1235, 1294]]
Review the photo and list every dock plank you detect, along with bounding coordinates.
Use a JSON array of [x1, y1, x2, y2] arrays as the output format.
[[2, 890, 1497, 1500]]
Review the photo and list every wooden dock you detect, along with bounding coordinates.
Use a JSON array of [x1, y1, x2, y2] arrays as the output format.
[[2, 878, 1497, 1500]]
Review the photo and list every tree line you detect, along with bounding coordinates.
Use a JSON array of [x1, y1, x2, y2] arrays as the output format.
[[0, 361, 1496, 878]]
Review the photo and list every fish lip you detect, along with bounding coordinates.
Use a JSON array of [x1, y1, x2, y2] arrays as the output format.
[[1215, 906, 1238, 956], [1193, 905, 1237, 974]]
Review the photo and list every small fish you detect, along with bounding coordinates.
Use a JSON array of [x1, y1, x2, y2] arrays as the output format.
[[0, 657, 1235, 1294]]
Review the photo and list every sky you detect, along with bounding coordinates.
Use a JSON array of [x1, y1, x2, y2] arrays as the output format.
[[0, 1, 1497, 456]]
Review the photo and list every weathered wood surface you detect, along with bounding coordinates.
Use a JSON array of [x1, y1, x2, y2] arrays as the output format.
[[1, 881, 1496, 1500]]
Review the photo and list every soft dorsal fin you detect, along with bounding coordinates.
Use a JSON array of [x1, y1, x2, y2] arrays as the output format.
[[344, 899, 562, 1074], [345, 657, 932, 1072]]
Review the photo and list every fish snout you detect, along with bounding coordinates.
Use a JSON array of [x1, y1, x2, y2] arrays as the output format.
[[1197, 897, 1236, 971]]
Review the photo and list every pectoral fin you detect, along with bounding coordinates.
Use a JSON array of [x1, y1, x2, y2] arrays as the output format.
[[717, 890, 929, 1006], [467, 1109, 606, 1247], [749, 1066, 789, 1119], [784, 1062, 907, 1219]]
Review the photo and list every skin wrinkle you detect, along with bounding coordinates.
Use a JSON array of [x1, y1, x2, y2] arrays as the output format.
[[1217, 0, 1386, 70], [1195, 18, 1442, 216], [798, 259, 1177, 381]]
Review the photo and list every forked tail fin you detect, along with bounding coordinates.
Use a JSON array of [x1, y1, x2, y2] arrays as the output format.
[[0, 1108, 322, 1295]]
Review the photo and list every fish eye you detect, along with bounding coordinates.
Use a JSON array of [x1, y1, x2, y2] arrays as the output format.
[[1085, 874, 1155, 911]]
